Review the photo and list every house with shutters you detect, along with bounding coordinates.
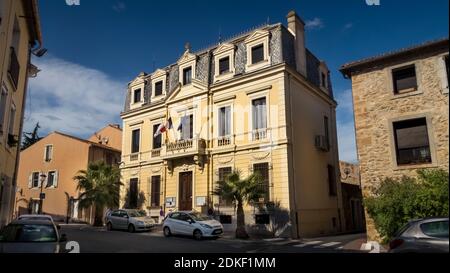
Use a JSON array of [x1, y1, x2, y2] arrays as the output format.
[[15, 124, 122, 223], [120, 11, 344, 237]]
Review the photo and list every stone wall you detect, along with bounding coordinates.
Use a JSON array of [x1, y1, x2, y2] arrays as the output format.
[[351, 52, 449, 241]]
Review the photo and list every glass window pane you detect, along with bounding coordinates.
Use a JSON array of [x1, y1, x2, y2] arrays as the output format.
[[393, 66, 417, 94], [154, 81, 163, 96], [251, 44, 264, 64], [219, 57, 230, 74], [420, 221, 449, 238], [394, 118, 431, 165]]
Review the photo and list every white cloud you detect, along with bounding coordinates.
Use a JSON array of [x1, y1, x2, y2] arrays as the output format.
[[335, 89, 358, 163], [305, 18, 324, 30], [112, 1, 126, 13], [343, 23, 353, 30], [24, 55, 125, 138]]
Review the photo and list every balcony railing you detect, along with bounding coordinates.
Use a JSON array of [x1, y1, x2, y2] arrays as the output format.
[[252, 128, 268, 141], [151, 148, 161, 158], [162, 138, 206, 159], [8, 47, 20, 89], [130, 153, 139, 161], [217, 136, 232, 147]]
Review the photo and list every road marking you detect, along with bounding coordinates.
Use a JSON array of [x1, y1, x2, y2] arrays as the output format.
[[274, 239, 300, 246], [293, 240, 323, 247], [314, 242, 341, 248], [336, 246, 344, 250], [263, 238, 285, 242]]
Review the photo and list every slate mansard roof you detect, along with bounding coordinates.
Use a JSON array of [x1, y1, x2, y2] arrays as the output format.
[[123, 22, 332, 113]]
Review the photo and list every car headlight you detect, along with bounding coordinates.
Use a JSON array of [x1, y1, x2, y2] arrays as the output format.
[[200, 223, 212, 229], [136, 221, 145, 225]]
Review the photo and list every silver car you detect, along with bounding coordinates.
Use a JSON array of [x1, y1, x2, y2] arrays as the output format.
[[105, 209, 156, 233], [0, 219, 67, 253], [389, 217, 449, 253]]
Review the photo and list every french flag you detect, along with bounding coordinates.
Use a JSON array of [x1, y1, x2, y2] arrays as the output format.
[[154, 117, 173, 137]]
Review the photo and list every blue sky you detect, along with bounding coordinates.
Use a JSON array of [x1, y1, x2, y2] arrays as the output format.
[[26, 0, 449, 162]]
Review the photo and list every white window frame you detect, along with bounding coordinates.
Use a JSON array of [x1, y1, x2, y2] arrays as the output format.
[[0, 83, 8, 136], [8, 101, 16, 138], [245, 30, 271, 73], [247, 89, 270, 142], [437, 54, 449, 94], [214, 101, 234, 146], [46, 170, 58, 189], [151, 69, 167, 100], [213, 43, 235, 83], [176, 107, 196, 140], [178, 52, 197, 86], [44, 144, 53, 162]]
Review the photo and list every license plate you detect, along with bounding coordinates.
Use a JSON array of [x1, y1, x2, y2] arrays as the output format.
[[213, 229, 223, 235]]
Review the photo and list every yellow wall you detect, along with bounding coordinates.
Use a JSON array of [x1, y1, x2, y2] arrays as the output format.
[[121, 64, 343, 237], [0, 0, 41, 227]]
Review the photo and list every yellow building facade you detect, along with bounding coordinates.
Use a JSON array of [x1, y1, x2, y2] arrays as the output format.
[[121, 11, 344, 238], [0, 0, 43, 227]]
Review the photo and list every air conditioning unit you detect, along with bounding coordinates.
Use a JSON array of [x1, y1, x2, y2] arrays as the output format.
[[315, 135, 329, 152]]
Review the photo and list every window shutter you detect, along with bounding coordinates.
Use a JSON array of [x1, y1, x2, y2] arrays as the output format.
[[37, 173, 42, 188], [53, 171, 59, 188], [28, 174, 32, 189]]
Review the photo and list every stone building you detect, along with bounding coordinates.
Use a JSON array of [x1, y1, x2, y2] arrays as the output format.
[[340, 38, 449, 241], [0, 0, 43, 227], [120, 11, 344, 238], [339, 161, 365, 232]]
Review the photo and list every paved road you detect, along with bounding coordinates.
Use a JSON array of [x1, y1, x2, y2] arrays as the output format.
[[59, 224, 366, 253]]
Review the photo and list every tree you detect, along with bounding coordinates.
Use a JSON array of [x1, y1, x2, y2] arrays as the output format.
[[213, 170, 266, 239], [21, 122, 43, 150], [73, 161, 122, 226], [365, 169, 449, 243], [122, 188, 146, 210]]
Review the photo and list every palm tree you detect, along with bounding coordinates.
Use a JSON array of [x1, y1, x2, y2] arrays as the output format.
[[73, 161, 122, 226], [213, 170, 265, 239]]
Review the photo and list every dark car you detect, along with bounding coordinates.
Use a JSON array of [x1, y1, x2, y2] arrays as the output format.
[[0, 219, 67, 253], [389, 217, 449, 253]]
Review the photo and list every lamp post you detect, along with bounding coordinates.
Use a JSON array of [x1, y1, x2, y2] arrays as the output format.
[[38, 173, 47, 214]]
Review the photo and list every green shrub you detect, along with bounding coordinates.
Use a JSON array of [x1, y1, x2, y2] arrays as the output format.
[[365, 169, 449, 243]]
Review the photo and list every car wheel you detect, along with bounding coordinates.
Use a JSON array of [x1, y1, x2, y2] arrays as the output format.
[[193, 229, 203, 240], [163, 227, 171, 237], [128, 224, 135, 233], [106, 222, 113, 231]]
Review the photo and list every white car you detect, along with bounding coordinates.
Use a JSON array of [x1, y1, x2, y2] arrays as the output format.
[[105, 209, 156, 232], [163, 211, 223, 240]]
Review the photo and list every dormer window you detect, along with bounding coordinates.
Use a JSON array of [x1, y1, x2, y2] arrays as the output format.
[[133, 88, 142, 104], [219, 57, 230, 75], [245, 29, 271, 72], [183, 66, 192, 85], [154, 81, 163, 97], [213, 43, 235, 82], [251, 44, 264, 64], [321, 72, 327, 88]]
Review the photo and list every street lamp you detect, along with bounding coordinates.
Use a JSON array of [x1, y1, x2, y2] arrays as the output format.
[[39, 173, 47, 214]]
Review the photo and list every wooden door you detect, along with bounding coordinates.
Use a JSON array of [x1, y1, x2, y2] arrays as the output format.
[[179, 172, 193, 211]]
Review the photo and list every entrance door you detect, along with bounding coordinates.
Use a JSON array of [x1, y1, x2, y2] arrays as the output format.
[[179, 172, 193, 211]]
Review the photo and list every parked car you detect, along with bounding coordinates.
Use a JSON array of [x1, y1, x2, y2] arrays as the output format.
[[163, 211, 223, 240], [105, 209, 156, 233], [0, 219, 67, 253], [389, 217, 449, 253]]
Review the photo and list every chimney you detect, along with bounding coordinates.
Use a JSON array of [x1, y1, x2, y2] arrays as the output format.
[[287, 10, 307, 77]]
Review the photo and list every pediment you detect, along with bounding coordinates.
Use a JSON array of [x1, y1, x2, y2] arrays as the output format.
[[214, 43, 235, 55], [244, 29, 270, 43], [151, 68, 167, 79], [129, 73, 147, 87], [178, 50, 197, 65], [165, 79, 207, 104]]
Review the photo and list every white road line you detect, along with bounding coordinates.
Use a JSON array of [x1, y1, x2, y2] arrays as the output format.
[[293, 240, 323, 247], [313, 242, 341, 248], [336, 246, 344, 250], [263, 238, 285, 242], [274, 239, 300, 246]]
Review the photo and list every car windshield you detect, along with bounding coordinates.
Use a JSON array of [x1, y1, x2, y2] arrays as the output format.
[[127, 210, 142, 218], [0, 224, 57, 243], [189, 213, 210, 221]]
